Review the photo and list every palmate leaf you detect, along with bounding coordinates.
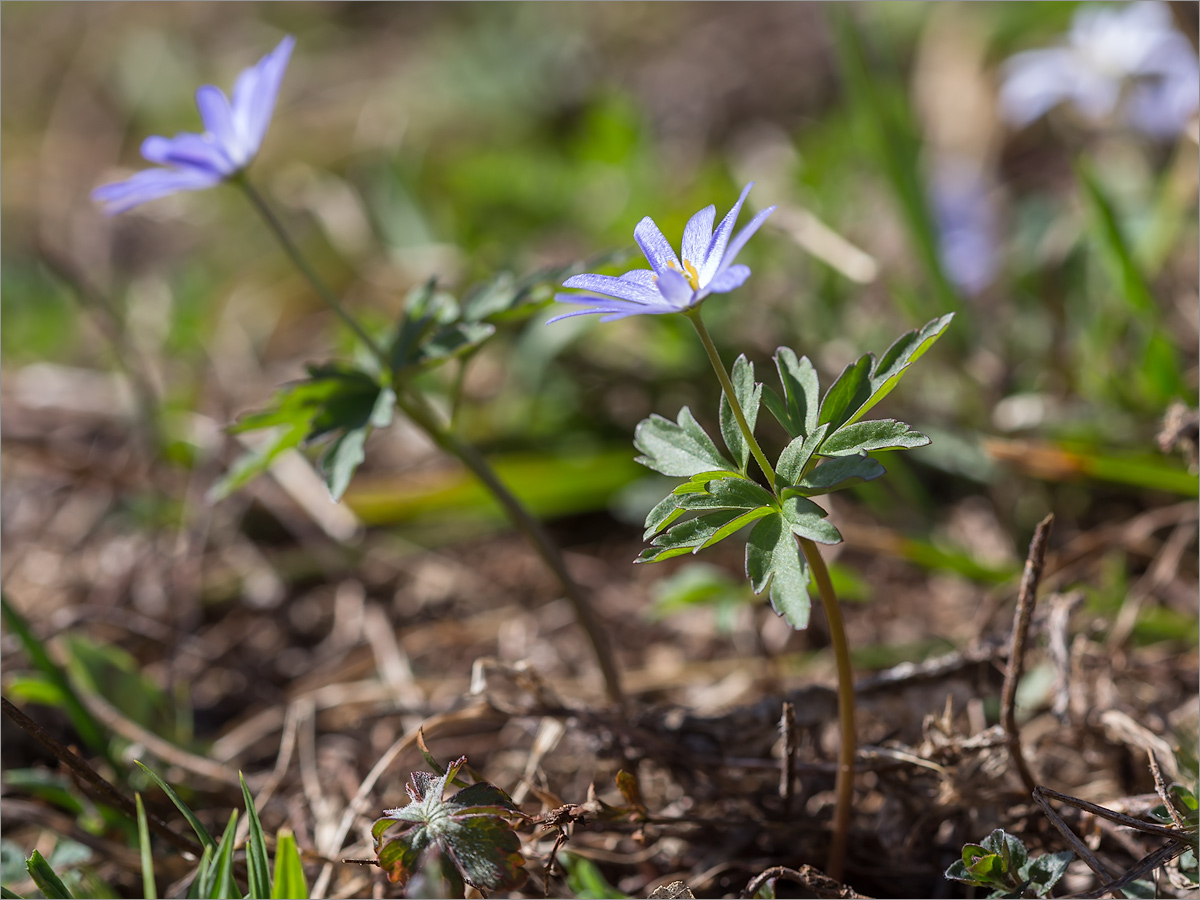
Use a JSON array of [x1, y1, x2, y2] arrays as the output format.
[[761, 348, 820, 439], [745, 514, 812, 630], [784, 455, 886, 497], [818, 418, 929, 457], [373, 757, 525, 892], [719, 355, 762, 472], [775, 424, 830, 488], [634, 408, 738, 478], [638, 509, 770, 563], [212, 362, 393, 503]]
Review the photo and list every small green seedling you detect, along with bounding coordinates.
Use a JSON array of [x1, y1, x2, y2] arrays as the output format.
[[944, 828, 1073, 899]]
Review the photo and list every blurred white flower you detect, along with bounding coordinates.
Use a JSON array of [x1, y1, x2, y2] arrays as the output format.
[[999, 2, 1199, 137]]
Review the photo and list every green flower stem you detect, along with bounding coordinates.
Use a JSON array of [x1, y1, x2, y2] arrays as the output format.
[[686, 310, 776, 485], [237, 176, 388, 363], [244, 178, 625, 708], [800, 537, 855, 884], [395, 391, 625, 708], [685, 308, 854, 882]]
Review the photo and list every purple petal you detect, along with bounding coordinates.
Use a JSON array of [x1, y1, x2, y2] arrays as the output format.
[[619, 269, 658, 288], [681, 204, 715, 268], [705, 264, 751, 294], [91, 166, 224, 215], [714, 205, 775, 278], [999, 48, 1082, 127], [698, 182, 754, 285], [633, 216, 681, 275], [547, 294, 674, 324], [654, 267, 696, 309], [195, 85, 248, 168], [232, 35, 295, 159], [141, 133, 235, 177], [561, 272, 661, 304]]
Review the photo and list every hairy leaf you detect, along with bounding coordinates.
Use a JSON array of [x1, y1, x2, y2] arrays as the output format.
[[819, 418, 929, 457], [818, 354, 874, 432], [719, 355, 763, 472], [374, 757, 525, 892], [785, 455, 886, 496], [634, 408, 738, 477], [762, 348, 821, 439], [676, 476, 774, 511], [856, 313, 954, 424], [775, 423, 830, 488], [745, 514, 811, 629], [637, 510, 746, 563], [781, 495, 842, 545]]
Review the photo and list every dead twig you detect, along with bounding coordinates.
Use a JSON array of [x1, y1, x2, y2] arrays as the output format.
[[1, 696, 199, 856], [1002, 513, 1054, 795], [741, 864, 870, 899], [780, 700, 797, 818]]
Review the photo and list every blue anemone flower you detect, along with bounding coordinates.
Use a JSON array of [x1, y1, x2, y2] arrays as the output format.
[[550, 182, 776, 323], [92, 36, 295, 215]]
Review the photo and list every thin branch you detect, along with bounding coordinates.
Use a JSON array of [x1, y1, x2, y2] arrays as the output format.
[[1002, 513, 1054, 795], [2, 696, 199, 856]]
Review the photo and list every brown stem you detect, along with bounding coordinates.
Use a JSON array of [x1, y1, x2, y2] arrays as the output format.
[[1002, 513, 1054, 796], [2, 696, 199, 856], [799, 538, 855, 884]]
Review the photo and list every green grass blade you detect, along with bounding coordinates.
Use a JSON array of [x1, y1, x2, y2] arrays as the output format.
[[239, 773, 272, 899], [270, 829, 309, 900], [1, 886, 26, 899], [208, 811, 238, 900], [136, 793, 158, 900], [1, 595, 108, 759], [135, 761, 217, 853], [189, 845, 213, 900], [25, 850, 72, 900]]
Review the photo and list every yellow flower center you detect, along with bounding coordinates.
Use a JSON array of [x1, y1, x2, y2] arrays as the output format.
[[668, 258, 701, 290]]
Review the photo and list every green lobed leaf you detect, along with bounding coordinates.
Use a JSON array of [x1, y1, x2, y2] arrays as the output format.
[[135, 761, 216, 853], [25, 851, 72, 900], [745, 514, 812, 629], [135, 794, 157, 900], [374, 761, 524, 891], [215, 363, 392, 503], [643, 493, 687, 540], [785, 455, 886, 496], [634, 408, 738, 478], [854, 313, 954, 426], [818, 419, 929, 457], [389, 280, 456, 371], [774, 424, 830, 488], [719, 355, 762, 472], [698, 507, 776, 551], [270, 829, 308, 900], [676, 476, 774, 511], [1021, 850, 1074, 897], [239, 774, 271, 900], [762, 348, 821, 439], [781, 495, 842, 545], [818, 354, 874, 432], [638, 510, 745, 563]]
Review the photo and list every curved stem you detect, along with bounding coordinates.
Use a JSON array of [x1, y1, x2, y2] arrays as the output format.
[[800, 537, 855, 884], [686, 310, 776, 486], [242, 178, 624, 708], [395, 392, 625, 708], [237, 177, 387, 363]]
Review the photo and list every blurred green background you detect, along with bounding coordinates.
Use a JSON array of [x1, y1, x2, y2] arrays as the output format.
[[3, 0, 1197, 620]]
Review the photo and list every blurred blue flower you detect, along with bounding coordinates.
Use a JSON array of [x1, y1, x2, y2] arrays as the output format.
[[550, 182, 775, 323], [999, 2, 1198, 138], [93, 36, 295, 214], [930, 158, 999, 297]]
